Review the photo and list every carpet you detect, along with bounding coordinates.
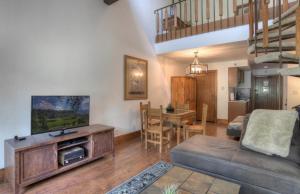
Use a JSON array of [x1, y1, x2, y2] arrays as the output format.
[[106, 161, 172, 194]]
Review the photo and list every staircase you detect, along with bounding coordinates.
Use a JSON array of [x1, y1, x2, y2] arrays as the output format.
[[248, 0, 300, 76]]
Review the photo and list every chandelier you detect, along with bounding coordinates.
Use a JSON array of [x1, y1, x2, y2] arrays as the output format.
[[186, 51, 208, 76]]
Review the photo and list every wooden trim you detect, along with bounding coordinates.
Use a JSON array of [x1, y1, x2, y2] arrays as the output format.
[[217, 119, 229, 125], [114, 131, 140, 146], [0, 168, 4, 183]]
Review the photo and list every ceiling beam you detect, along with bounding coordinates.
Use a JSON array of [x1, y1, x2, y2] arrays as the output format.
[[104, 0, 119, 5]]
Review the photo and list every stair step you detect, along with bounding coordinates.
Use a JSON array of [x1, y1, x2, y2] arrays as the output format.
[[256, 16, 296, 34], [273, 4, 299, 24], [254, 52, 300, 64], [248, 41, 296, 54], [254, 26, 296, 42], [279, 66, 300, 76]]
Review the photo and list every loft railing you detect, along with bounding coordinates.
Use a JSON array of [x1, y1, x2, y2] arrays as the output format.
[[154, 0, 297, 43], [154, 0, 250, 42], [249, 0, 299, 58]]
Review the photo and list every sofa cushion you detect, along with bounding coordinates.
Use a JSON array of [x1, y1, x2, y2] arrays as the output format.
[[171, 135, 300, 194], [242, 110, 298, 157]]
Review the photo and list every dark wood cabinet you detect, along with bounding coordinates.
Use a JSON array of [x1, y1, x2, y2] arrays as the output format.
[[228, 67, 244, 88], [4, 124, 114, 194], [228, 101, 249, 122], [21, 144, 58, 184], [171, 76, 196, 110], [93, 131, 114, 158]]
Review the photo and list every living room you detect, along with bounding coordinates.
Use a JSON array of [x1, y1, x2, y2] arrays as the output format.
[[0, 0, 300, 194]]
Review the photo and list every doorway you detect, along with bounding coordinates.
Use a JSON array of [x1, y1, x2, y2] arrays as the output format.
[[254, 75, 282, 110], [196, 70, 217, 122]]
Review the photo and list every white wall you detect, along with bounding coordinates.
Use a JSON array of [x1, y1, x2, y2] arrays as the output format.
[[0, 0, 177, 169], [155, 25, 249, 54], [286, 76, 300, 110], [282, 65, 300, 110]]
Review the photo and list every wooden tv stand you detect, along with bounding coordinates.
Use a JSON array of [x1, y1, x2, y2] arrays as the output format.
[[4, 124, 114, 194]]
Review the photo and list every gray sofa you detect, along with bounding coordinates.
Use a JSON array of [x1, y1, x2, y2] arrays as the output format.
[[171, 120, 300, 194]]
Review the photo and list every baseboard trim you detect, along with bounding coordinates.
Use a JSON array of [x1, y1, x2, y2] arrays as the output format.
[[0, 168, 4, 183], [217, 119, 228, 125], [115, 131, 140, 145]]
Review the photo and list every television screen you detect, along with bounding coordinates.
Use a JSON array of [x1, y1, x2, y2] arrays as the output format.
[[31, 96, 90, 135]]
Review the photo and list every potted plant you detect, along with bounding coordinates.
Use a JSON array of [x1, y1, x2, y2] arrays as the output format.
[[163, 184, 178, 194], [166, 103, 174, 113]]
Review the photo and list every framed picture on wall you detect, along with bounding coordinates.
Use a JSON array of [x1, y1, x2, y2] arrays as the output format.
[[124, 55, 148, 100]]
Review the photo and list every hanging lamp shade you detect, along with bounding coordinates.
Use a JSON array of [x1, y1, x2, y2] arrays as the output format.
[[186, 51, 208, 76]]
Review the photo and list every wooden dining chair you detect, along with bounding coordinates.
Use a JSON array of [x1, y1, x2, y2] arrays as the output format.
[[175, 103, 192, 125], [175, 104, 190, 112], [148, 102, 161, 126], [140, 102, 149, 141], [185, 104, 208, 139], [145, 105, 172, 153]]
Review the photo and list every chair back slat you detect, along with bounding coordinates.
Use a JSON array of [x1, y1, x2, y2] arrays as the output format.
[[148, 104, 164, 129], [201, 104, 208, 126], [176, 104, 190, 112], [140, 102, 149, 130]]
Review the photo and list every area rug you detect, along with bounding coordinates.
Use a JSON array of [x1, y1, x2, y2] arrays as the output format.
[[106, 161, 172, 194]]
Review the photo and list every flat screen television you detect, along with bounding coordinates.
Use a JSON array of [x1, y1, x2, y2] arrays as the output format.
[[31, 96, 90, 136]]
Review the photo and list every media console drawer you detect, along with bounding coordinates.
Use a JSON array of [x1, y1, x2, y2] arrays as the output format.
[[4, 124, 114, 194]]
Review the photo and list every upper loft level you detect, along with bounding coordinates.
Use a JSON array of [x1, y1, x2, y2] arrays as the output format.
[[154, 0, 298, 54]]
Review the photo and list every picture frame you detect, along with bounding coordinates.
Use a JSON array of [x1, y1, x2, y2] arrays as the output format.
[[124, 55, 148, 100]]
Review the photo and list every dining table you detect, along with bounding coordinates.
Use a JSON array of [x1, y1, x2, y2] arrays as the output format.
[[163, 110, 196, 145]]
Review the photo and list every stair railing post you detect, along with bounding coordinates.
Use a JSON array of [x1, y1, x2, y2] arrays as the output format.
[[296, 6, 300, 57], [278, 0, 282, 67], [262, 0, 269, 49], [254, 0, 259, 57], [249, 0, 254, 40], [219, 0, 223, 29]]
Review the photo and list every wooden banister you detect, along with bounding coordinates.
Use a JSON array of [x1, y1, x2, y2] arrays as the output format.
[[206, 0, 210, 20], [174, 5, 178, 28], [233, 0, 237, 15], [156, 12, 160, 34], [283, 0, 289, 12], [261, 0, 269, 48], [195, 0, 199, 23], [296, 7, 300, 56], [219, 0, 223, 17], [155, 0, 287, 43], [249, 0, 254, 40]]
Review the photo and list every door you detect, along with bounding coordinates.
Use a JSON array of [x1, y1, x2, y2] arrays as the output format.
[[196, 70, 217, 122], [93, 131, 113, 158], [254, 75, 282, 110], [21, 144, 58, 183]]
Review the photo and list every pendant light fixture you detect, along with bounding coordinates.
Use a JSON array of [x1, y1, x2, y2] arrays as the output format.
[[186, 51, 208, 76]]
